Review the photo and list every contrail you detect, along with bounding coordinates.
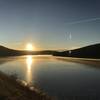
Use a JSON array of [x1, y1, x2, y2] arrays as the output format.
[[65, 17, 100, 25]]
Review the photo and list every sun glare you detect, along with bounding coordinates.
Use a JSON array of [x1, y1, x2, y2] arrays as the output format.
[[26, 43, 35, 51], [26, 55, 33, 83]]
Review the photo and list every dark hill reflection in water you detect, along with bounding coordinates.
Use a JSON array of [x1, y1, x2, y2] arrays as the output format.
[[0, 55, 100, 100]]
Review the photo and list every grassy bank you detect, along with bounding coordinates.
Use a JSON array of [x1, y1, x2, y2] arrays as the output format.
[[0, 72, 54, 100]]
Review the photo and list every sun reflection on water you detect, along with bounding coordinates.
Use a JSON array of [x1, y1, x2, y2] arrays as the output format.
[[26, 55, 33, 84]]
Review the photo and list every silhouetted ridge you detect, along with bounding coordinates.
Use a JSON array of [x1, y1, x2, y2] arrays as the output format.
[[0, 45, 56, 56], [0, 45, 16, 51], [53, 43, 100, 59], [1, 44, 100, 58], [0, 45, 22, 56]]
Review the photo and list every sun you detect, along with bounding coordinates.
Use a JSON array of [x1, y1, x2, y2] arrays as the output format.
[[26, 43, 35, 51]]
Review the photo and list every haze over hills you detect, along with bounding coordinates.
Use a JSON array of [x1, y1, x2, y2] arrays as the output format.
[[0, 43, 100, 59]]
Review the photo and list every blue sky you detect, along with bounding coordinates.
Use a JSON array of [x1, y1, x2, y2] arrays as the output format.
[[0, 0, 100, 50]]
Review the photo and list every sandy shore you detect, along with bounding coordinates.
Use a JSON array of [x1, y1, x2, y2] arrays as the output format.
[[0, 72, 54, 100]]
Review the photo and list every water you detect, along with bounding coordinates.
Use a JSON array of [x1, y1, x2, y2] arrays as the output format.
[[0, 55, 100, 100]]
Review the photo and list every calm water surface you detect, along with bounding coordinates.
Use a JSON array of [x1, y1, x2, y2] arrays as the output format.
[[0, 55, 100, 100]]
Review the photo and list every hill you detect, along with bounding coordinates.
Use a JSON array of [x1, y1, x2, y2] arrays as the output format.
[[0, 45, 56, 56], [0, 46, 21, 56], [1, 44, 100, 59], [53, 43, 100, 59]]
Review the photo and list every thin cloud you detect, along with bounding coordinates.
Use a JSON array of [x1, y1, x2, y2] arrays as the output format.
[[66, 17, 100, 25]]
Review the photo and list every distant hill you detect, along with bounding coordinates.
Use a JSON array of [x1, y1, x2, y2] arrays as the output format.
[[0, 45, 23, 56], [0, 45, 56, 57], [53, 43, 100, 59], [1, 44, 100, 58]]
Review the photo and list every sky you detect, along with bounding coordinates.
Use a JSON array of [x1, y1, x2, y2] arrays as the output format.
[[0, 0, 100, 50]]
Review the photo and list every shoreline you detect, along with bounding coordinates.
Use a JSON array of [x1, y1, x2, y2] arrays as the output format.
[[54, 56, 100, 67], [0, 71, 54, 100]]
